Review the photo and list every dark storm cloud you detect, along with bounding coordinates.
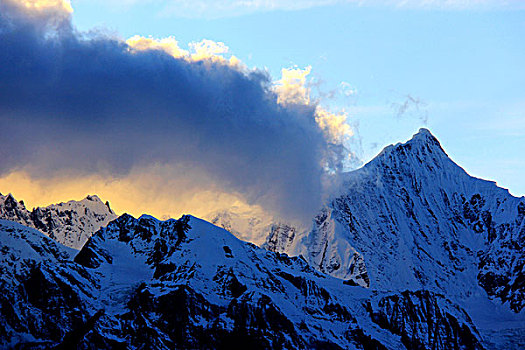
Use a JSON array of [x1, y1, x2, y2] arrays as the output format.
[[0, 1, 338, 220]]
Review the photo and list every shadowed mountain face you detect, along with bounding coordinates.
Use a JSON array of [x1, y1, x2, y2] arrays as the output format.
[[0, 215, 484, 349]]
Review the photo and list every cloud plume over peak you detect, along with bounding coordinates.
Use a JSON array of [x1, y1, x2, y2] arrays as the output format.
[[0, 0, 351, 222]]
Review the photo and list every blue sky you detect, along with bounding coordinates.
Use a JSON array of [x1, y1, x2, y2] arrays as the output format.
[[70, 0, 525, 195]]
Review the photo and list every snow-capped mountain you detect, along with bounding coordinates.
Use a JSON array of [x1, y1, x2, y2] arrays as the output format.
[[211, 129, 524, 321], [1, 128, 523, 348], [0, 194, 117, 249], [208, 209, 275, 247], [0, 215, 484, 349], [276, 128, 525, 346], [209, 209, 297, 253]]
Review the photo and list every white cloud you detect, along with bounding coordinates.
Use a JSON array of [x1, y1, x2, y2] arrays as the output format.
[[274, 66, 312, 105], [160, 0, 337, 18], [340, 82, 357, 97], [274, 66, 353, 146], [90, 0, 525, 19], [126, 35, 245, 68], [3, 0, 73, 24], [14, 0, 72, 12]]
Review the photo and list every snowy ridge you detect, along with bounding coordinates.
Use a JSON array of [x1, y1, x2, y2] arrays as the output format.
[[0, 193, 33, 228], [0, 220, 97, 346], [208, 209, 274, 247], [280, 128, 525, 347], [0, 194, 117, 249], [209, 210, 297, 253], [0, 215, 484, 349]]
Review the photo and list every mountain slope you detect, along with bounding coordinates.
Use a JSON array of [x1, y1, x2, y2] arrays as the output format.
[[0, 220, 97, 347], [293, 129, 524, 309], [0, 215, 484, 349], [209, 210, 297, 253], [0, 194, 117, 249], [280, 128, 524, 347]]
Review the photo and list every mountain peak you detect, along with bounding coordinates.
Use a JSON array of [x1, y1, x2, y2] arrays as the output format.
[[4, 193, 21, 208], [85, 194, 101, 202], [0, 193, 117, 249], [365, 128, 449, 175], [414, 127, 433, 137], [408, 128, 442, 149], [388, 127, 439, 151]]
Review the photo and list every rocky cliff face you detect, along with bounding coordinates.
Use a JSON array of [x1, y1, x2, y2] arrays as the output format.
[[274, 128, 525, 348], [0, 194, 117, 249], [0, 220, 96, 347], [368, 290, 483, 350], [0, 193, 34, 228], [0, 216, 485, 349], [289, 129, 524, 313]]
